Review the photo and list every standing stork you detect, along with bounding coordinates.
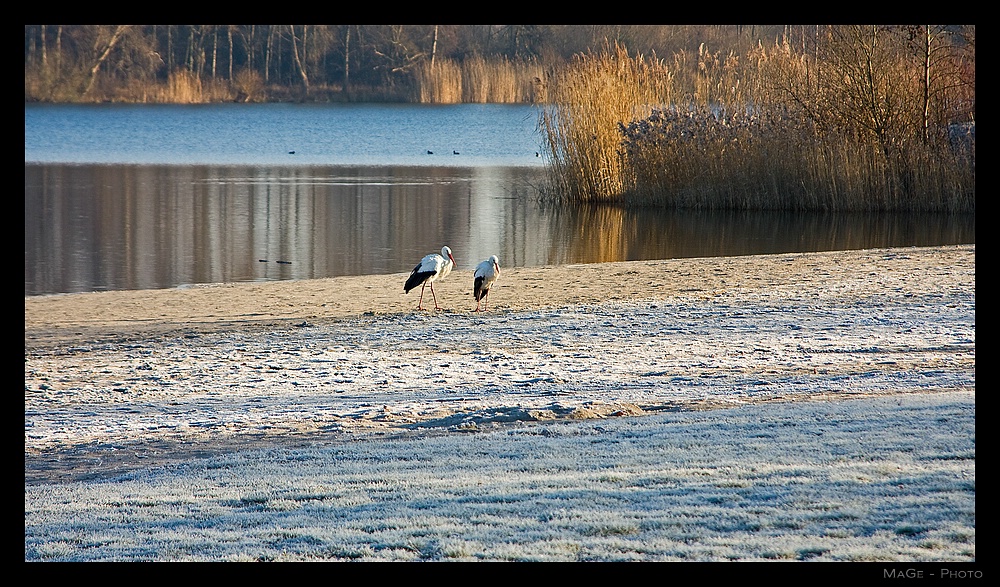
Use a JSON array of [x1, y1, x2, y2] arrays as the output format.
[[472, 255, 500, 312], [404, 246, 456, 311]]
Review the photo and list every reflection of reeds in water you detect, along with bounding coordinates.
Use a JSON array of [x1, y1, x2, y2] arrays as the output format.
[[554, 204, 632, 264], [547, 204, 977, 266]]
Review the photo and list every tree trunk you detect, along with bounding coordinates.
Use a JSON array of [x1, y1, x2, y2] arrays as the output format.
[[265, 26, 273, 82], [922, 25, 931, 144], [289, 25, 310, 94], [56, 25, 63, 72], [246, 25, 255, 72], [431, 25, 438, 71], [40, 25, 47, 69], [83, 25, 129, 97], [212, 27, 218, 79], [344, 25, 351, 94]]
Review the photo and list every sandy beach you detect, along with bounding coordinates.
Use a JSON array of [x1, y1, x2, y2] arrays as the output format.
[[25, 245, 976, 562], [26, 244, 974, 476], [24, 244, 975, 348]]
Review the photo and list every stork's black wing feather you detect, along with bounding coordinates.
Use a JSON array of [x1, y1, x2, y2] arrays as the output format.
[[405, 269, 434, 293]]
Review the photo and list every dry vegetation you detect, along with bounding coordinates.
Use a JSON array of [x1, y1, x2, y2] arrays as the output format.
[[614, 105, 975, 211], [541, 28, 975, 212], [414, 56, 546, 104], [540, 44, 674, 204], [24, 25, 974, 212]]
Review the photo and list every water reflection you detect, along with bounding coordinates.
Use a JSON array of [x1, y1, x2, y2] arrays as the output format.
[[25, 163, 974, 296], [541, 204, 976, 265]]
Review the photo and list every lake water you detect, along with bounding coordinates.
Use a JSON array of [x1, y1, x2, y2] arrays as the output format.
[[25, 103, 975, 296]]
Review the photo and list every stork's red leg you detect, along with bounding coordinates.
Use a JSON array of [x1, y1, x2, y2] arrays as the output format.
[[417, 282, 427, 310], [430, 283, 441, 310]]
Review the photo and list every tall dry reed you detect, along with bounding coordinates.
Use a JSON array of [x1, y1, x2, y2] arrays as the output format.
[[26, 66, 240, 104], [415, 56, 547, 104], [415, 59, 463, 104], [110, 69, 236, 103], [617, 106, 974, 212], [540, 44, 674, 204], [667, 43, 751, 106], [542, 39, 974, 212], [462, 55, 545, 103]]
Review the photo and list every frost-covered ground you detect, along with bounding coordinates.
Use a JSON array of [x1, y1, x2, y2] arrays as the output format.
[[24, 246, 975, 563], [25, 391, 975, 564]]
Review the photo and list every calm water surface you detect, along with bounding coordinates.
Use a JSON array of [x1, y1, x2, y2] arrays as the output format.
[[25, 104, 975, 296]]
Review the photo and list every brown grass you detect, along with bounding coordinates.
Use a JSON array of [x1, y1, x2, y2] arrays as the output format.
[[540, 40, 975, 212], [615, 106, 975, 212], [414, 57, 547, 104], [415, 59, 463, 104], [540, 43, 673, 204]]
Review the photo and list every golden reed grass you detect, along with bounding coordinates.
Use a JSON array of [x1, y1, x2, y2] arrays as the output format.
[[540, 44, 674, 204], [95, 69, 238, 104], [32, 68, 243, 104], [616, 106, 974, 212], [541, 43, 974, 212], [414, 56, 547, 104]]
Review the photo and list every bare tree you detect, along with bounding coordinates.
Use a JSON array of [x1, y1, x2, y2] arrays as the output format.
[[796, 26, 921, 159], [900, 25, 974, 142], [211, 26, 218, 79], [289, 25, 310, 93], [369, 25, 428, 74], [343, 25, 351, 93], [82, 25, 129, 97], [430, 25, 438, 71]]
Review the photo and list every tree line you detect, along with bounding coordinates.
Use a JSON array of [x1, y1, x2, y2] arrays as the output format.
[[25, 25, 975, 211], [25, 25, 802, 103]]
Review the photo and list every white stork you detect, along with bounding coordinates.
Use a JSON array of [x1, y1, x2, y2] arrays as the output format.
[[404, 246, 456, 311], [472, 255, 500, 312]]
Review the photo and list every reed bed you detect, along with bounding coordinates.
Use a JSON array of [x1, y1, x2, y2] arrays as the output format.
[[415, 59, 463, 104], [110, 69, 236, 104], [24, 64, 86, 103], [540, 44, 674, 204], [461, 55, 545, 103], [616, 106, 975, 212], [414, 56, 547, 104], [541, 43, 975, 212]]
